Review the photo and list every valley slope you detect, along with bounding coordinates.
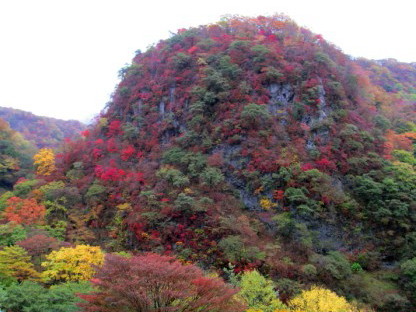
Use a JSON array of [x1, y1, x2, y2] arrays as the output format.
[[2, 15, 416, 310]]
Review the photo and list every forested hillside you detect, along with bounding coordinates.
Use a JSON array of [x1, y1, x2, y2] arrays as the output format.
[[0, 15, 415, 311], [0, 118, 36, 192], [0, 107, 85, 148]]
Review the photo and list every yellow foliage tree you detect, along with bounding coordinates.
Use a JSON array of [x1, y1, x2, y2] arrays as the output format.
[[289, 286, 363, 312], [41, 244, 104, 282], [239, 270, 287, 312], [259, 198, 278, 210], [248, 309, 305, 312], [33, 148, 56, 176], [0, 245, 39, 281]]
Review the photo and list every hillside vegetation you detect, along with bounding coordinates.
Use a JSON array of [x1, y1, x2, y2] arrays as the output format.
[[0, 118, 36, 192], [0, 15, 415, 311]]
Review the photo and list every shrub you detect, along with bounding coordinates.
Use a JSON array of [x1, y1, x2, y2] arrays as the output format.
[[351, 262, 363, 273], [200, 167, 224, 186], [79, 253, 245, 311], [241, 104, 272, 128], [289, 286, 363, 312], [156, 166, 190, 187], [0, 246, 39, 282], [0, 281, 92, 312], [41, 245, 104, 283], [238, 270, 287, 312]]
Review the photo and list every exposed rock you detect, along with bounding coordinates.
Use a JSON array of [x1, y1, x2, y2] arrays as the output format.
[[317, 84, 328, 120], [267, 83, 294, 117], [303, 79, 332, 149], [169, 87, 176, 106], [132, 100, 142, 116], [159, 101, 165, 118]]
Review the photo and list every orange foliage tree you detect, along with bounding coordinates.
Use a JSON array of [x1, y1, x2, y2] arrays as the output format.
[[3, 197, 46, 225], [383, 129, 413, 158]]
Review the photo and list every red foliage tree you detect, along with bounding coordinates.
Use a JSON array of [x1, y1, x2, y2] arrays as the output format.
[[17, 234, 60, 257], [106, 138, 118, 152], [81, 130, 90, 137], [107, 120, 123, 137], [92, 148, 103, 160], [315, 157, 337, 172], [3, 197, 46, 225], [79, 253, 245, 312], [273, 190, 284, 201], [301, 163, 315, 171], [95, 165, 126, 182], [120, 145, 136, 161]]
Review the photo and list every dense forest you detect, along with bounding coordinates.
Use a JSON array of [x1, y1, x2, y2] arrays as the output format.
[[0, 15, 415, 311], [0, 118, 36, 192], [0, 107, 85, 149]]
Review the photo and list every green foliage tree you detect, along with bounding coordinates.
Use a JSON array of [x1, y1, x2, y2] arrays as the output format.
[[0, 281, 92, 312], [38, 181, 66, 201], [0, 191, 14, 211], [311, 251, 352, 282], [219, 235, 265, 262], [400, 257, 416, 302], [0, 223, 27, 247], [351, 162, 416, 257], [12, 179, 39, 197], [0, 118, 35, 191], [173, 52, 193, 70], [85, 182, 106, 203], [156, 166, 190, 187], [173, 193, 195, 213], [241, 104, 271, 128], [392, 149, 416, 166], [284, 187, 309, 205], [200, 167, 224, 186], [238, 270, 286, 312]]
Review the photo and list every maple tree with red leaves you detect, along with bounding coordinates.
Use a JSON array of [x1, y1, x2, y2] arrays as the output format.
[[16, 233, 60, 257], [79, 253, 245, 312]]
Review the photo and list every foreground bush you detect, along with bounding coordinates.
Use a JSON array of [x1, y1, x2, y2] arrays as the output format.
[[289, 286, 364, 312], [238, 270, 287, 312], [79, 253, 245, 311], [0, 281, 92, 312], [41, 245, 104, 283]]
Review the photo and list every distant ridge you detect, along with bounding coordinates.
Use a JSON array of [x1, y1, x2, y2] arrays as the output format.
[[0, 106, 86, 148]]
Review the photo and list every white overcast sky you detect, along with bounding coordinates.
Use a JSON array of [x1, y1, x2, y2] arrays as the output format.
[[0, 0, 415, 122]]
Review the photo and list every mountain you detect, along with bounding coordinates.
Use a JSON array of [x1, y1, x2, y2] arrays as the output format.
[[5, 15, 416, 310], [356, 58, 416, 132], [0, 107, 86, 148]]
